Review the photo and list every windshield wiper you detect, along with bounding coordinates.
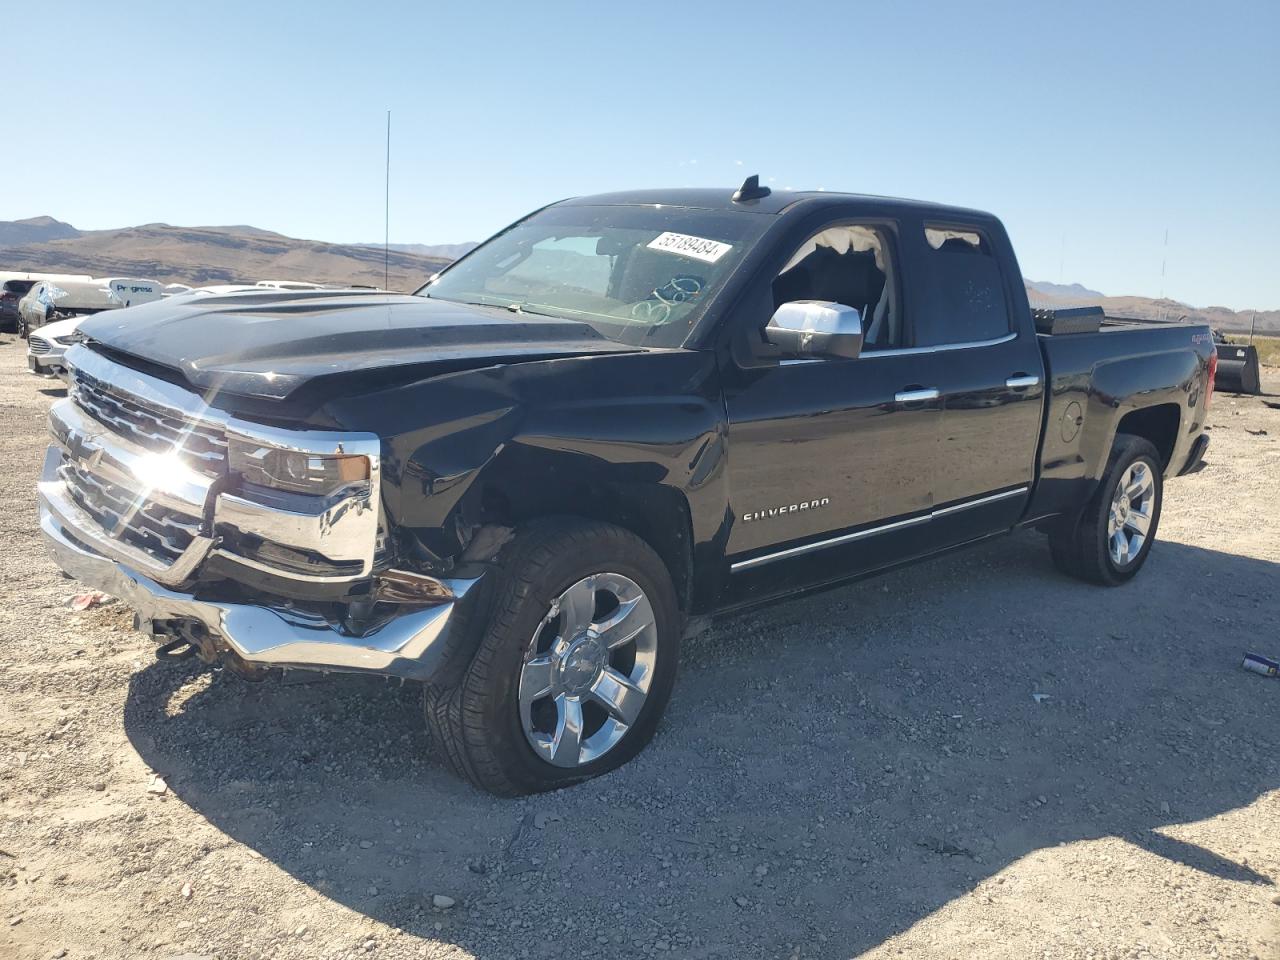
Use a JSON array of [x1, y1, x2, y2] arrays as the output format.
[[505, 301, 573, 321]]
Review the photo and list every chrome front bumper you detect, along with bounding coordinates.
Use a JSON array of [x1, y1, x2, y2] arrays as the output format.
[[39, 492, 482, 681], [38, 345, 482, 680]]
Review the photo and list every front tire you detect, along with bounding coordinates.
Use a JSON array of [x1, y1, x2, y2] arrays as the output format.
[[424, 518, 681, 795], [1049, 433, 1163, 586]]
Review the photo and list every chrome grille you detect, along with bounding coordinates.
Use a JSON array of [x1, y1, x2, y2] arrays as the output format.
[[72, 368, 227, 475], [28, 336, 51, 355], [59, 461, 202, 565]]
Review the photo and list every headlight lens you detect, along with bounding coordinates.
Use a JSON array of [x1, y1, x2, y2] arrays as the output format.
[[229, 438, 370, 496], [54, 332, 86, 345]]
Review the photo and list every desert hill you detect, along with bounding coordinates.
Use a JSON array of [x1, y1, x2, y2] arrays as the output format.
[[1025, 280, 1278, 335], [0, 220, 451, 292], [1, 217, 1274, 331]]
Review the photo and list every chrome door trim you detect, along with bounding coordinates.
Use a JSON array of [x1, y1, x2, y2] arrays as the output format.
[[730, 513, 931, 572], [858, 331, 1017, 359], [729, 485, 1029, 573], [1005, 375, 1041, 389], [930, 486, 1028, 518], [770, 332, 1017, 365]]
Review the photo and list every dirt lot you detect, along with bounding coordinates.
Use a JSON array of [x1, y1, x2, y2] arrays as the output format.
[[1, 336, 1277, 960]]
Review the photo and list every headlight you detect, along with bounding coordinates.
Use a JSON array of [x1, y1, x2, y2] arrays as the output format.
[[229, 438, 370, 496], [55, 332, 86, 345]]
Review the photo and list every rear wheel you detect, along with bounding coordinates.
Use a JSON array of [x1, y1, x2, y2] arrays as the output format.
[[1049, 433, 1163, 585], [424, 518, 680, 795]]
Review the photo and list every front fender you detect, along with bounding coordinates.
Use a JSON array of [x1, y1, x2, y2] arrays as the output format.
[[327, 350, 731, 607]]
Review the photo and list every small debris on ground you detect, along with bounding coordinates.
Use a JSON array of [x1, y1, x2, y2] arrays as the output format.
[[432, 894, 456, 909], [67, 590, 113, 611], [146, 775, 168, 795]]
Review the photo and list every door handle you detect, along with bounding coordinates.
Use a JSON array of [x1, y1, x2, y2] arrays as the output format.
[[1005, 375, 1041, 389], [894, 387, 940, 403]]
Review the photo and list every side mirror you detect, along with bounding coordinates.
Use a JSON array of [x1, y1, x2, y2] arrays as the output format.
[[764, 301, 864, 360]]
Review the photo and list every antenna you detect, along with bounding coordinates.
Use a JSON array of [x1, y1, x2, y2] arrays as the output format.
[[732, 174, 771, 203], [384, 110, 391, 291]]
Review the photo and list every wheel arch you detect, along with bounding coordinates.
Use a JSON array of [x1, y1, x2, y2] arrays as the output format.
[[1115, 403, 1181, 472], [473, 466, 696, 614]]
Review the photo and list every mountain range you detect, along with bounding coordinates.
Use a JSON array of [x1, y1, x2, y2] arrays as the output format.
[[0, 217, 451, 291], [0, 217, 1274, 334]]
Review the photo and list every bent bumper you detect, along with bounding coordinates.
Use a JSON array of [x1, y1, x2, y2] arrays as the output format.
[[39, 498, 482, 682]]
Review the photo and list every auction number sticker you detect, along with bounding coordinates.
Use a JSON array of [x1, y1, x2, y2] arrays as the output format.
[[647, 232, 733, 264]]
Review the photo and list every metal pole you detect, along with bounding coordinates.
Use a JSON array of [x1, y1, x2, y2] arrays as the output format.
[[385, 110, 391, 291]]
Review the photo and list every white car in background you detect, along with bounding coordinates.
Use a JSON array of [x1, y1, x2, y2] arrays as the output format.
[[26, 314, 84, 378], [254, 279, 326, 290]]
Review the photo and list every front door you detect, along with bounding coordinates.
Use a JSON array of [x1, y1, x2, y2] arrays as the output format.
[[717, 221, 942, 607]]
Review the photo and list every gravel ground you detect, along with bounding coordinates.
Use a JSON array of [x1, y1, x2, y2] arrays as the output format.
[[0, 336, 1277, 960]]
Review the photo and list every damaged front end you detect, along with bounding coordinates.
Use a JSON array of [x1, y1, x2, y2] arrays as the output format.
[[37, 345, 482, 681]]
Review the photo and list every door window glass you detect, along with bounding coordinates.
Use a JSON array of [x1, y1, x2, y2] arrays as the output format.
[[920, 224, 1011, 345], [772, 225, 901, 351]]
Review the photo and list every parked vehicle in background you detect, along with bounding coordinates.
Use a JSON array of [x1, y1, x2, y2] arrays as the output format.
[[187, 285, 269, 296], [163, 283, 194, 297], [102, 277, 164, 309], [37, 181, 1216, 794], [1, 272, 93, 333], [255, 279, 326, 290], [17, 276, 162, 336], [26, 314, 85, 378], [2, 279, 36, 332]]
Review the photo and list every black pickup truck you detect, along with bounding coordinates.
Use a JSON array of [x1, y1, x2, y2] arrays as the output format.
[[38, 180, 1216, 794]]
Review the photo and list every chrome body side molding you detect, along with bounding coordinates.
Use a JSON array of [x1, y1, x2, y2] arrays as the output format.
[[730, 486, 1028, 573]]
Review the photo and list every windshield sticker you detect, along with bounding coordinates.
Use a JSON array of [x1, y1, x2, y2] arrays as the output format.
[[646, 232, 733, 264]]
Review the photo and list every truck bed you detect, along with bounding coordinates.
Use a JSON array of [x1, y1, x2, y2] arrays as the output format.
[[1028, 315, 1214, 521]]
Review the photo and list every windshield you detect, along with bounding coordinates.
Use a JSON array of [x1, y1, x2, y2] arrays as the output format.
[[415, 203, 771, 347]]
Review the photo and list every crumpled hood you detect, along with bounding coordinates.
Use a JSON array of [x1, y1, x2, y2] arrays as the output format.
[[76, 289, 637, 400]]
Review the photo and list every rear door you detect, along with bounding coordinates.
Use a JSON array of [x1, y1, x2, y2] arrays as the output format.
[[913, 224, 1045, 543]]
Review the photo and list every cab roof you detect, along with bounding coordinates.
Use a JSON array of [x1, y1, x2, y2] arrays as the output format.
[[558, 186, 995, 223]]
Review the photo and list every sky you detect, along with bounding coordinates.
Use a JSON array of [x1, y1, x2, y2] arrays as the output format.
[[4, 0, 1278, 310]]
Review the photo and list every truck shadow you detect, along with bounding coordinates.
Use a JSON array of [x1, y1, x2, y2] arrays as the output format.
[[123, 531, 1279, 958]]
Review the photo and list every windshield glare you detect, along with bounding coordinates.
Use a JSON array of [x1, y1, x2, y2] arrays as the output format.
[[416, 204, 770, 347]]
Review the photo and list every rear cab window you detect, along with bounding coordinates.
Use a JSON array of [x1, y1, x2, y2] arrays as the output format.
[[917, 224, 1012, 346]]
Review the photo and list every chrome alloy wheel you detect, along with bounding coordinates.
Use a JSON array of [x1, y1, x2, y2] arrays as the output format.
[[518, 573, 658, 768], [1107, 460, 1156, 567]]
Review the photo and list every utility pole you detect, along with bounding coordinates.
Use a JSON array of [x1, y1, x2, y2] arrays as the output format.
[[384, 110, 391, 291], [1158, 228, 1169, 322]]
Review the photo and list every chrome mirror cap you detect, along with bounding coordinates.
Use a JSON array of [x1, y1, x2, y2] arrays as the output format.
[[765, 300, 864, 360]]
